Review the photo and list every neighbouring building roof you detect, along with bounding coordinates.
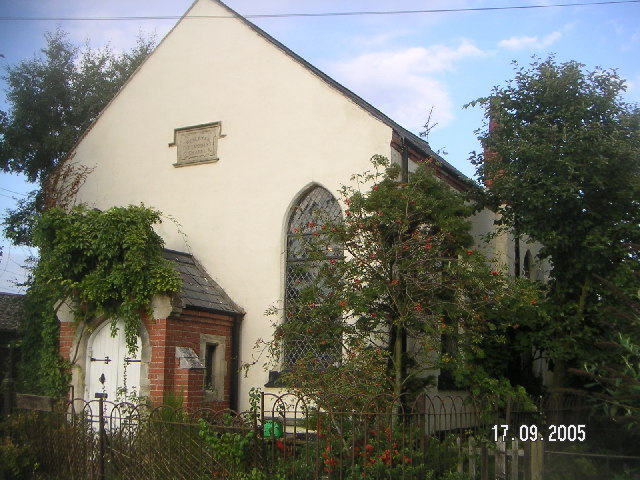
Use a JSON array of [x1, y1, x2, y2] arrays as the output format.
[[162, 249, 243, 316], [0, 292, 24, 332]]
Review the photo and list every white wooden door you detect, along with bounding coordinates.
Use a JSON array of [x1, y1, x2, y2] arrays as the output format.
[[86, 319, 142, 403]]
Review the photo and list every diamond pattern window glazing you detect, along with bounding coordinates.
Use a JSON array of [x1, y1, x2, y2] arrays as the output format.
[[284, 186, 342, 368]]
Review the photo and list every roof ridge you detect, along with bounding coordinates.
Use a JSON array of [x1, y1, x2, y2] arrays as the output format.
[[212, 0, 467, 181]]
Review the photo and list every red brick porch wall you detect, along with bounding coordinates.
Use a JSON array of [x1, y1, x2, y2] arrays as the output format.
[[145, 309, 235, 411]]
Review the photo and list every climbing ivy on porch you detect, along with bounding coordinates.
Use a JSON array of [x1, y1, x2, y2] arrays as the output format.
[[20, 204, 180, 396]]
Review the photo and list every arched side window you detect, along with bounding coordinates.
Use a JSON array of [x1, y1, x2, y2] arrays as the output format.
[[284, 186, 342, 369]]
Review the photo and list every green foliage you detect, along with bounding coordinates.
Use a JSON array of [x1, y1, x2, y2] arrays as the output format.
[[261, 156, 540, 404], [198, 416, 268, 479], [544, 442, 640, 480], [19, 204, 179, 395], [299, 419, 467, 480], [0, 411, 62, 480], [0, 434, 40, 479], [19, 279, 70, 396], [575, 331, 640, 434], [468, 56, 640, 384], [2, 191, 39, 247], [597, 333, 640, 431], [0, 28, 155, 183], [1, 28, 155, 245]]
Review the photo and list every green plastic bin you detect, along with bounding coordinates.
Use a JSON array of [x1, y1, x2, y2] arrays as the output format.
[[263, 420, 283, 438]]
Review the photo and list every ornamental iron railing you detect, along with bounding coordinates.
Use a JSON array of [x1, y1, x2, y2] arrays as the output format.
[[2, 392, 637, 480]]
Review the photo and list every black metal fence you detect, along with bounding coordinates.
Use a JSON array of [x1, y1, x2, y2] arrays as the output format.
[[1, 392, 637, 480]]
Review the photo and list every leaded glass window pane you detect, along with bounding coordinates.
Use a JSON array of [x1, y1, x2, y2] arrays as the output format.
[[284, 186, 343, 369]]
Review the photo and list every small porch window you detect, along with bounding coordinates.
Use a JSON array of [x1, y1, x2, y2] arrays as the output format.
[[204, 343, 217, 391], [199, 334, 226, 402]]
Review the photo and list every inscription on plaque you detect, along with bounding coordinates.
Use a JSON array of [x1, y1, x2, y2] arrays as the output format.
[[172, 122, 221, 167]]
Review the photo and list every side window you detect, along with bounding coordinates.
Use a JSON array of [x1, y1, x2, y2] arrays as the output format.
[[199, 334, 226, 401], [204, 343, 217, 391], [284, 186, 342, 369]]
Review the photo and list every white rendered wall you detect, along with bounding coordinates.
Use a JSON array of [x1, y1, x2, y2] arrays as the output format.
[[70, 0, 393, 410]]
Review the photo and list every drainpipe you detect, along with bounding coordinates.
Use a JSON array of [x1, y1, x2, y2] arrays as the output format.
[[514, 221, 521, 277], [401, 137, 409, 183], [399, 136, 409, 398], [230, 313, 242, 412], [514, 236, 521, 277]]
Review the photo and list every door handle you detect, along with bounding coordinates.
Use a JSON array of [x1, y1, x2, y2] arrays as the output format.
[[90, 356, 111, 364]]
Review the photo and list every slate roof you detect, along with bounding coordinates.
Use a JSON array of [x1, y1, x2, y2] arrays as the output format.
[[162, 249, 243, 315], [0, 292, 24, 332]]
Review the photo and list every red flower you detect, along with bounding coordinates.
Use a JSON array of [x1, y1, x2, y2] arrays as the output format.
[[466, 249, 474, 255], [373, 185, 379, 191], [491, 270, 499, 276], [308, 221, 315, 228], [415, 303, 422, 312], [424, 243, 433, 250], [365, 444, 374, 453]]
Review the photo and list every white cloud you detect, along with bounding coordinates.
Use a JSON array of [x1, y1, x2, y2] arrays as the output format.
[[626, 73, 640, 102], [325, 40, 486, 131], [498, 31, 561, 51]]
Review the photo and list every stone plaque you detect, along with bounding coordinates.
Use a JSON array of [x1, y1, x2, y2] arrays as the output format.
[[172, 122, 221, 167]]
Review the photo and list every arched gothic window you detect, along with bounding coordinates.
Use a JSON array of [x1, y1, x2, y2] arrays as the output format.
[[284, 186, 342, 369]]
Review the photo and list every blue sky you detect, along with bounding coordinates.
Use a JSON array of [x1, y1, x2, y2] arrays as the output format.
[[1, 0, 639, 292]]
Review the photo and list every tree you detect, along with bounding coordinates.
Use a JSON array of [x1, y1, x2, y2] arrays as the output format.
[[468, 57, 640, 390], [258, 156, 538, 406], [570, 245, 640, 435], [1, 29, 155, 245]]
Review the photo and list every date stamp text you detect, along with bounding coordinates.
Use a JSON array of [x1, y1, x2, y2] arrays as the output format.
[[491, 424, 586, 442]]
